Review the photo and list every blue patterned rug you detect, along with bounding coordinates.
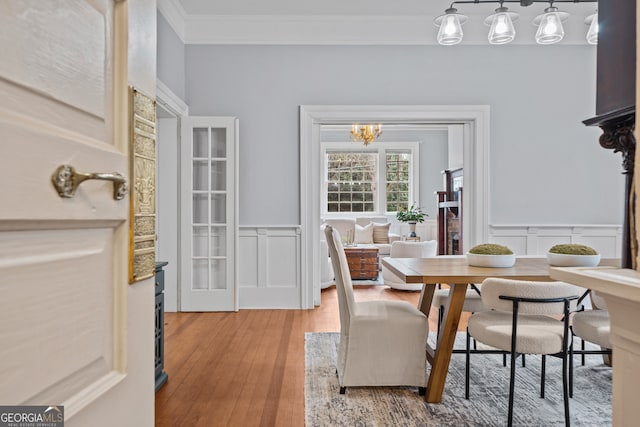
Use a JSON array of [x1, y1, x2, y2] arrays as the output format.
[[305, 332, 612, 426]]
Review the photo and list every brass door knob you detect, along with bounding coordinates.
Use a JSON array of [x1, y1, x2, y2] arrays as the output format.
[[51, 164, 128, 200]]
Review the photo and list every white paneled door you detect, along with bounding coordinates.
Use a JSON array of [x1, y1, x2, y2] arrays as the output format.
[[181, 117, 239, 311], [0, 0, 129, 421]]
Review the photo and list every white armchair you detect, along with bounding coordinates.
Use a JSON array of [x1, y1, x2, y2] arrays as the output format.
[[382, 240, 438, 291], [324, 225, 428, 394], [320, 239, 334, 289]]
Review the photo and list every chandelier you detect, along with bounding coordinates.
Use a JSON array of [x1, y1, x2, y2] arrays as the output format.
[[351, 124, 382, 146], [435, 0, 598, 46]]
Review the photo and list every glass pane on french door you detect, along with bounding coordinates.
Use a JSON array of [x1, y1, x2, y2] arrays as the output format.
[[191, 126, 228, 291]]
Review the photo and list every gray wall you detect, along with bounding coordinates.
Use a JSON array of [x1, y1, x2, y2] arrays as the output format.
[[157, 11, 185, 100], [183, 44, 624, 227]]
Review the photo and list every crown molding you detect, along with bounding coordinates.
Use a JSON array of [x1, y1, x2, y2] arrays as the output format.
[[158, 0, 186, 42], [156, 3, 595, 46]]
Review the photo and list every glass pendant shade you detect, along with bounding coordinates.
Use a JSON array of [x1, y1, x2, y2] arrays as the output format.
[[485, 7, 518, 45], [534, 7, 567, 45], [585, 12, 598, 45], [435, 8, 467, 46]]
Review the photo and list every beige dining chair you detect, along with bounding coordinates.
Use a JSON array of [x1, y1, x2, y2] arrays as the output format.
[[466, 278, 583, 427], [324, 225, 429, 394], [569, 290, 611, 396]]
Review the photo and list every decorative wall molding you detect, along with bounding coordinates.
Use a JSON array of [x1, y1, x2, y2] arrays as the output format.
[[238, 226, 303, 309], [156, 79, 188, 117], [489, 224, 623, 258]]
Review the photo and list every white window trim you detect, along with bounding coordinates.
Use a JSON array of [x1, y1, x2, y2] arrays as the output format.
[[321, 141, 420, 218]]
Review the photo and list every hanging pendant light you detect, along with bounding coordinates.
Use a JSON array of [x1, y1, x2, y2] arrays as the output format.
[[434, 8, 467, 46], [585, 11, 598, 45], [485, 6, 519, 45], [351, 124, 382, 146], [533, 6, 568, 45]]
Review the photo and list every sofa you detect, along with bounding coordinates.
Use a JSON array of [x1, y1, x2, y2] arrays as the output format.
[[321, 217, 401, 262]]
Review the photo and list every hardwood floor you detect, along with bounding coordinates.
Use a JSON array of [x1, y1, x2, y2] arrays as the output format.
[[155, 285, 465, 426]]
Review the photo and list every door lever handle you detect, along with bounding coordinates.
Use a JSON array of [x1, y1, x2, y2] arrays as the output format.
[[51, 164, 129, 200]]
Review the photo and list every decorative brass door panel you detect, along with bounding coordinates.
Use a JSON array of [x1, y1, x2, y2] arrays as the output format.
[[129, 87, 157, 283]]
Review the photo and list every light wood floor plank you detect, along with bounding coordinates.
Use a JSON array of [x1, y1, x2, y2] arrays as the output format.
[[155, 285, 465, 426]]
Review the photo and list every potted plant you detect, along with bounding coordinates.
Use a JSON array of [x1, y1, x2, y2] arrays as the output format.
[[467, 243, 516, 268], [396, 203, 426, 237], [547, 244, 601, 267]]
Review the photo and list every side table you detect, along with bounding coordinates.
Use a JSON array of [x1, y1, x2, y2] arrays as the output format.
[[344, 246, 379, 280]]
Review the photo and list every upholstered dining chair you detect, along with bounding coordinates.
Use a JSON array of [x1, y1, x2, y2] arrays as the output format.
[[465, 278, 583, 427], [382, 240, 438, 290], [432, 283, 486, 340], [324, 225, 429, 395], [570, 290, 611, 396]]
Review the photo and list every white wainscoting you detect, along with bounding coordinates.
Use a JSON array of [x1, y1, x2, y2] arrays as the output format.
[[489, 224, 622, 258], [239, 226, 303, 309]]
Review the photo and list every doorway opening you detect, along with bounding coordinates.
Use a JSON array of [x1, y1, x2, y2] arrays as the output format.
[[300, 105, 490, 308]]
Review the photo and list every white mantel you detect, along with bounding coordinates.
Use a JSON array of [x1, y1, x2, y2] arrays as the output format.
[[550, 266, 640, 426]]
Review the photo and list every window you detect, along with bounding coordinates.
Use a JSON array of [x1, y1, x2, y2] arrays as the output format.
[[326, 152, 376, 212], [323, 143, 418, 215], [385, 151, 411, 212]]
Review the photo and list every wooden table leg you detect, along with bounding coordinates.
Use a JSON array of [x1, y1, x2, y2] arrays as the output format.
[[418, 283, 436, 316], [425, 283, 468, 403]]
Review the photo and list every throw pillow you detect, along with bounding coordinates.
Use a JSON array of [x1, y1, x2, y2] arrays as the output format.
[[354, 223, 374, 244], [372, 222, 391, 244]]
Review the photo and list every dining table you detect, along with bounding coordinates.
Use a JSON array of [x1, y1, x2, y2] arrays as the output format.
[[380, 255, 619, 403]]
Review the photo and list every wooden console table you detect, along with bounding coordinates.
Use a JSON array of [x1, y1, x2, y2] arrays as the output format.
[[344, 246, 379, 280]]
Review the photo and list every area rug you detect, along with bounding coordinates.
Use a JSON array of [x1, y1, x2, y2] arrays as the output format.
[[305, 332, 612, 426]]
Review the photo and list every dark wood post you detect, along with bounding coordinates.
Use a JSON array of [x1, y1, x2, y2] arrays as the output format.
[[583, 0, 636, 269]]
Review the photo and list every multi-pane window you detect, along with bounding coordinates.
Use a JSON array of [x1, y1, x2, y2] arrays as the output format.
[[326, 152, 376, 212], [386, 151, 411, 212], [324, 146, 416, 214]]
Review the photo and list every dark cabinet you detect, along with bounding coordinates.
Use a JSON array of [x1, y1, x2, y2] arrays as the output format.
[[155, 261, 169, 391], [437, 168, 463, 255]]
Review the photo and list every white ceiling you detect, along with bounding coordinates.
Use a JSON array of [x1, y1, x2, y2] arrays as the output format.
[[159, 0, 598, 45]]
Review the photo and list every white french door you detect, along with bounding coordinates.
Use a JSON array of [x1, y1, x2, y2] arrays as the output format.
[[180, 117, 239, 311]]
